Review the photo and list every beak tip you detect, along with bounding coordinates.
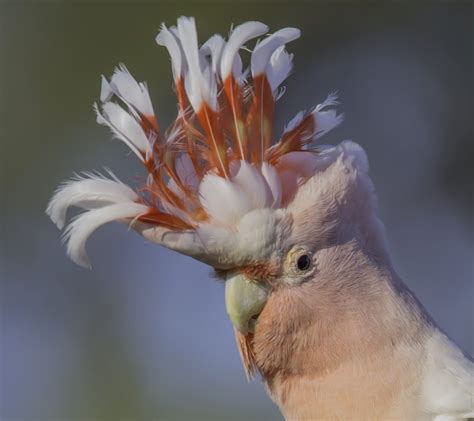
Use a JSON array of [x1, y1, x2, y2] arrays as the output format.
[[226, 309, 250, 335]]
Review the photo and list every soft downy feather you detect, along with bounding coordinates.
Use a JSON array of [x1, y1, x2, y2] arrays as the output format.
[[198, 174, 253, 227], [231, 160, 274, 209]]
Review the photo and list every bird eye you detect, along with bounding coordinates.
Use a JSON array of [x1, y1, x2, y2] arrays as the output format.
[[284, 247, 313, 281], [296, 254, 311, 271]]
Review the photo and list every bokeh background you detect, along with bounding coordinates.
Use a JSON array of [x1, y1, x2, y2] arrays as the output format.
[[1, 1, 472, 420]]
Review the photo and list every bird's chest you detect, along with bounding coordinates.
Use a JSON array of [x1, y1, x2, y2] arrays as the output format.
[[264, 349, 428, 421]]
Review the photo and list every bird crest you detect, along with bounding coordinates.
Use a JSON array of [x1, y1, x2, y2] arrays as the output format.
[[47, 17, 343, 268]]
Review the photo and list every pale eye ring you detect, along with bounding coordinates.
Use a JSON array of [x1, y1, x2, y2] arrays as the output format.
[[296, 254, 311, 271]]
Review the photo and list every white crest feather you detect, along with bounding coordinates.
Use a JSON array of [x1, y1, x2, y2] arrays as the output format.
[[95, 101, 150, 160], [201, 62, 218, 111], [46, 171, 139, 230], [220, 21, 268, 81], [108, 64, 155, 116], [266, 46, 294, 96], [100, 76, 113, 102], [63, 202, 149, 268], [156, 24, 184, 81], [232, 54, 247, 85], [315, 91, 340, 111], [176, 16, 214, 111], [251, 27, 300, 77], [284, 110, 305, 133], [200, 34, 226, 76]]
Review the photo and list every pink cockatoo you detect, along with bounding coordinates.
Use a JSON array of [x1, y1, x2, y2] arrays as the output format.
[[47, 17, 473, 420]]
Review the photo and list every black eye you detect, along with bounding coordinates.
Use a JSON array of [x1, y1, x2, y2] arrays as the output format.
[[296, 254, 311, 271]]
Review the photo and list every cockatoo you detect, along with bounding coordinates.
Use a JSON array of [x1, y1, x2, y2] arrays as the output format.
[[47, 17, 473, 420]]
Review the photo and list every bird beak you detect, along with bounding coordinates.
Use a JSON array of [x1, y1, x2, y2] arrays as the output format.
[[225, 273, 269, 335]]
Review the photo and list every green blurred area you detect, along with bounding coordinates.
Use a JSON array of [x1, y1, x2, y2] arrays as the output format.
[[1, 1, 472, 420]]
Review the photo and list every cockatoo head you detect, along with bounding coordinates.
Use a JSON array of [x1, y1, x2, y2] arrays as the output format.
[[48, 17, 382, 378]]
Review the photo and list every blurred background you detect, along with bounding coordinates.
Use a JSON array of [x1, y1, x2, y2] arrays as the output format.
[[1, 1, 472, 420]]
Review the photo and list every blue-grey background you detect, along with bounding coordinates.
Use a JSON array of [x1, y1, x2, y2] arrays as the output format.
[[1, 1, 472, 420]]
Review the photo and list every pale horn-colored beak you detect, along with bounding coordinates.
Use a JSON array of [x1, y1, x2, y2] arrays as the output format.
[[225, 273, 269, 335]]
